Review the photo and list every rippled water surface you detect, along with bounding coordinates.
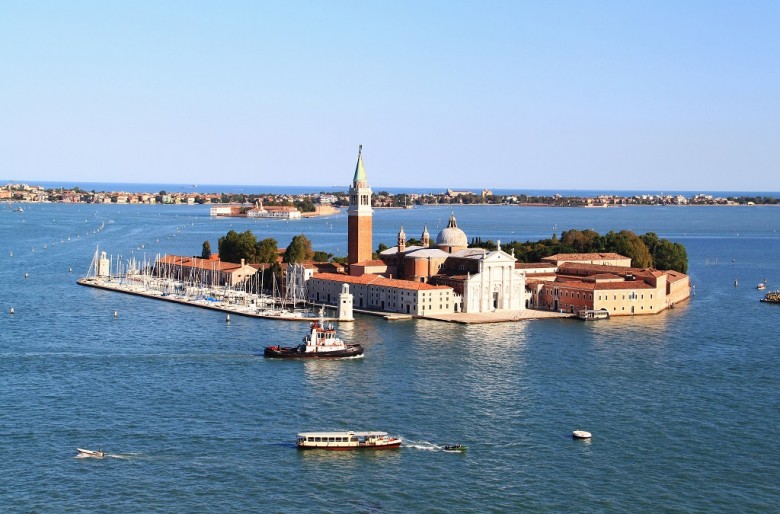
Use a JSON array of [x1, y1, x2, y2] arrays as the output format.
[[1, 203, 779, 512]]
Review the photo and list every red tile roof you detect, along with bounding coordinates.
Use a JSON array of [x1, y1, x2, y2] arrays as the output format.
[[544, 252, 629, 261], [312, 273, 451, 291], [553, 280, 654, 291], [157, 254, 249, 272]]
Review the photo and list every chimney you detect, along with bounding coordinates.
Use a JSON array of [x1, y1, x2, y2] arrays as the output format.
[[241, 258, 245, 267]]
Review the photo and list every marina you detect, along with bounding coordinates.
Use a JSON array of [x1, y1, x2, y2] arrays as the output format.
[[76, 248, 340, 322]]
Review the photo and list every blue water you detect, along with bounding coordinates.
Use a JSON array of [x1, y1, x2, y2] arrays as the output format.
[[1, 203, 779, 512]]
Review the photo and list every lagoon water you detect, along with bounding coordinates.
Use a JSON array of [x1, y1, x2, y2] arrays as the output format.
[[1, 202, 779, 512]]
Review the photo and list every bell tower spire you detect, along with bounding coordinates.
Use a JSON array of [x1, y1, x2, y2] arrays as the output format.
[[347, 145, 373, 267]]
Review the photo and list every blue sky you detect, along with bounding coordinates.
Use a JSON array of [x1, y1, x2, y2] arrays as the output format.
[[1, 1, 778, 190]]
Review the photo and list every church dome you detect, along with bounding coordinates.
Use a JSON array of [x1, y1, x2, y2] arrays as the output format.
[[436, 214, 468, 249]]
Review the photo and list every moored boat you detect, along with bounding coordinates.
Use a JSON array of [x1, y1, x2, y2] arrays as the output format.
[[443, 444, 467, 452], [757, 283, 766, 290], [297, 431, 401, 450], [264, 314, 363, 359], [576, 309, 610, 320], [572, 430, 592, 440], [760, 291, 780, 304]]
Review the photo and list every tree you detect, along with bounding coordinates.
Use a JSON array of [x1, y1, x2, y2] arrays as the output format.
[[651, 239, 688, 273], [313, 250, 333, 262], [218, 230, 258, 263], [376, 243, 389, 254], [201, 240, 212, 259], [255, 238, 279, 265], [604, 230, 652, 268], [283, 234, 314, 263], [561, 229, 602, 253]]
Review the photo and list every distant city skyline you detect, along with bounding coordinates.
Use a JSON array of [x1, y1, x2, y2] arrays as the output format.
[[2, 2, 778, 190]]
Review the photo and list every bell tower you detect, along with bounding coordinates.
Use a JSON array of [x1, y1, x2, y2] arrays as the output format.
[[347, 145, 373, 265]]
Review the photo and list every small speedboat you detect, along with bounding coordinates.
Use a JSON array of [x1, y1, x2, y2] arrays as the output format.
[[443, 444, 467, 452], [757, 283, 766, 290], [572, 430, 592, 440], [76, 448, 106, 458]]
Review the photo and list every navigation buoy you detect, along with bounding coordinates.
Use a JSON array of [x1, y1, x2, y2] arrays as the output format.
[[113, 310, 118, 319], [24, 272, 29, 279], [10, 307, 14, 315], [734, 279, 738, 287], [226, 314, 231, 323], [68, 267, 72, 273]]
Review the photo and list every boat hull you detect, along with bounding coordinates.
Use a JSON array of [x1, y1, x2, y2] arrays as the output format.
[[264, 344, 364, 359]]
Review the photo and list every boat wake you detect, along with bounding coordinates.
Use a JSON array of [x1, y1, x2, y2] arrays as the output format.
[[401, 439, 441, 451]]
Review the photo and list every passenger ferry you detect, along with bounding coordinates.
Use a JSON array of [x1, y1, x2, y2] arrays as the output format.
[[576, 308, 610, 320], [296, 431, 401, 450]]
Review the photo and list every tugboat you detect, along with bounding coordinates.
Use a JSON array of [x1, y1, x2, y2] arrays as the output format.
[[296, 431, 401, 450], [264, 311, 363, 359]]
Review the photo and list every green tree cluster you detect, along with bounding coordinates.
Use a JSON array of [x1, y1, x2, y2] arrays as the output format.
[[470, 228, 688, 273], [283, 234, 314, 263], [217, 230, 279, 265]]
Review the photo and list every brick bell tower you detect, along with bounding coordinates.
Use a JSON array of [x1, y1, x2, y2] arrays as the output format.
[[347, 145, 373, 265]]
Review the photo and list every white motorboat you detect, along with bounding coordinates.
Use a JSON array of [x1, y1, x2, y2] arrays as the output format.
[[572, 430, 592, 440], [76, 448, 106, 458]]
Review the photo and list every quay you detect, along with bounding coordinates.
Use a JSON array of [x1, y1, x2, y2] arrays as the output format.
[[77, 277, 573, 325], [77, 277, 343, 322], [422, 309, 573, 324], [351, 306, 573, 324]]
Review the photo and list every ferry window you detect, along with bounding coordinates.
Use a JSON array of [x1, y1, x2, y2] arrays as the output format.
[[315, 437, 321, 442], [350, 437, 358, 442], [328, 437, 335, 442]]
